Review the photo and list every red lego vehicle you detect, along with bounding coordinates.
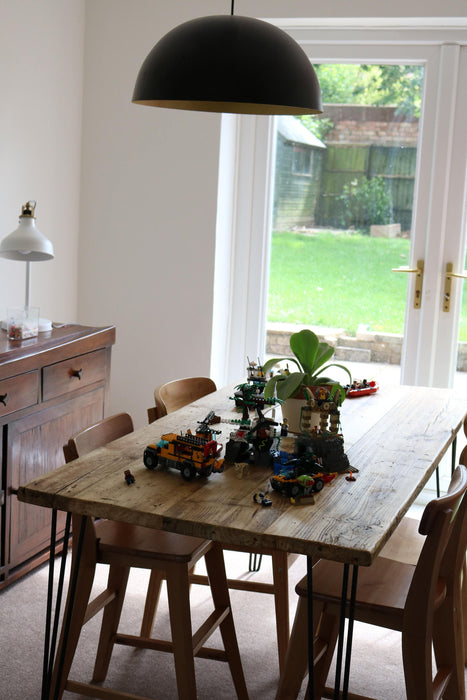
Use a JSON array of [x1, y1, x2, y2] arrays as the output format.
[[345, 379, 379, 398]]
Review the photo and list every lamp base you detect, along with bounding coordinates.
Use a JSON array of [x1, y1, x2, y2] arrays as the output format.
[[38, 318, 53, 332]]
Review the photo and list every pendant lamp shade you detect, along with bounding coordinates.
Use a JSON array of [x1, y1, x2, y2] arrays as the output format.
[[132, 15, 322, 115]]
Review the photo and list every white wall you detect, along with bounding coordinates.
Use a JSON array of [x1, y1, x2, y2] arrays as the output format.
[[0, 0, 84, 323], [3, 1, 466, 429], [79, 0, 467, 427], [79, 1, 224, 427]]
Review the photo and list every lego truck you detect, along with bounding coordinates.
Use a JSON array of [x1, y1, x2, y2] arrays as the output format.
[[144, 428, 224, 481], [270, 450, 336, 497]]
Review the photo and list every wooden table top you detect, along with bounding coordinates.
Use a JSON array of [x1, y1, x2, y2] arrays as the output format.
[[17, 383, 466, 566]]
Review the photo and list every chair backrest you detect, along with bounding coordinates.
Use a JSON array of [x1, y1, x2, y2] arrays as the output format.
[[148, 377, 217, 423], [63, 412, 134, 462], [403, 464, 467, 695]]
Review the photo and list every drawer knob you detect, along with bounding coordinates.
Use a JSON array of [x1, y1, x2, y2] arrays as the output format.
[[71, 368, 83, 380], [0, 393, 8, 406]]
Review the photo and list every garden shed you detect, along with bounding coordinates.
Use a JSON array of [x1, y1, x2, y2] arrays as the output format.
[[272, 116, 326, 231]]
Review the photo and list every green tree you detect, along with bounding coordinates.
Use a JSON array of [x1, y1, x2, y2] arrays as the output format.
[[300, 64, 422, 139]]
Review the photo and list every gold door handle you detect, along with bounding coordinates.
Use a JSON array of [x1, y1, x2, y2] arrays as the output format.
[[443, 262, 467, 311], [392, 259, 424, 309]]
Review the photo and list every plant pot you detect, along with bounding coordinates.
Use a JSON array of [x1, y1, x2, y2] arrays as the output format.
[[281, 386, 332, 434], [281, 398, 316, 434]]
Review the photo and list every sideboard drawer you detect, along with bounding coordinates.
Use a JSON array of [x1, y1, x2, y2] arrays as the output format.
[[42, 349, 107, 402], [0, 371, 39, 418]]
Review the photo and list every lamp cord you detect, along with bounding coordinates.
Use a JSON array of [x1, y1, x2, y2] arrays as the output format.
[[231, 0, 234, 15]]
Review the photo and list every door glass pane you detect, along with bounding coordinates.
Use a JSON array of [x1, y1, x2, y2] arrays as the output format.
[[266, 63, 423, 378]]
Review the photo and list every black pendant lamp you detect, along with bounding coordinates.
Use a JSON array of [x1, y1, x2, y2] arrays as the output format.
[[132, 3, 322, 115]]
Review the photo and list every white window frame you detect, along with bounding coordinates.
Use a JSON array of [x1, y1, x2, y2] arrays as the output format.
[[210, 18, 467, 389]]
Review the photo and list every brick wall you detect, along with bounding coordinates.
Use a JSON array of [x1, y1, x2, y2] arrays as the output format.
[[322, 104, 419, 146]]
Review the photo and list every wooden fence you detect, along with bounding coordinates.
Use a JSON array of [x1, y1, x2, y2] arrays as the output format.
[[316, 144, 416, 232]]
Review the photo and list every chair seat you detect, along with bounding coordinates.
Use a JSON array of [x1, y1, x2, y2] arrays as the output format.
[[302, 556, 447, 629], [378, 516, 424, 564], [95, 520, 210, 563]]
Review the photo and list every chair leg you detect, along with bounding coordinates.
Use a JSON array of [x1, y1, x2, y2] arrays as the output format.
[[462, 559, 467, 664], [433, 587, 466, 700], [165, 562, 199, 699], [140, 569, 165, 637], [275, 596, 309, 700], [275, 599, 338, 700], [205, 542, 249, 700], [402, 626, 434, 699], [49, 517, 97, 699], [313, 605, 340, 697], [92, 565, 131, 682], [271, 551, 290, 673]]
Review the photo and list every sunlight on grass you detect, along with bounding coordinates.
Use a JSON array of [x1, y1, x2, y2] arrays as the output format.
[[267, 230, 410, 335]]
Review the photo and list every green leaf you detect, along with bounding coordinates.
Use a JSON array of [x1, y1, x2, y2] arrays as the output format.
[[263, 372, 305, 400], [262, 357, 301, 375], [263, 328, 352, 403], [316, 363, 352, 384], [263, 374, 283, 399], [289, 330, 318, 374], [311, 343, 335, 376]]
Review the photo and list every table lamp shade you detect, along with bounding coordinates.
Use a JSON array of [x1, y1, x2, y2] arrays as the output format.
[[0, 202, 54, 261], [0, 201, 54, 313]]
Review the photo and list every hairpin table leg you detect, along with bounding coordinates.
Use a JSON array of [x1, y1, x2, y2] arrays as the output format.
[[42, 509, 57, 700], [334, 563, 349, 697], [49, 515, 88, 700], [307, 555, 314, 698], [47, 514, 71, 684], [342, 566, 359, 698], [320, 563, 358, 700], [452, 435, 457, 475], [249, 552, 263, 572]]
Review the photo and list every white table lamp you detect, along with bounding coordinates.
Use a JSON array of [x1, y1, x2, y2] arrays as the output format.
[[0, 201, 54, 331]]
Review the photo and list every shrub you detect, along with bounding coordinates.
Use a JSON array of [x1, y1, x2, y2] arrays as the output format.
[[337, 176, 392, 231]]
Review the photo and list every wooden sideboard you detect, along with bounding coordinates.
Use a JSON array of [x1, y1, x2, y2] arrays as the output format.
[[0, 323, 115, 589]]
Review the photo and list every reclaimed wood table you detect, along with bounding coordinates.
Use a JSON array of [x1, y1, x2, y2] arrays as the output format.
[[17, 382, 466, 699]]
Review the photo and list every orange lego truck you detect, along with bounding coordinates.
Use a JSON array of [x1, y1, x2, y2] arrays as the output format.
[[144, 429, 225, 481]]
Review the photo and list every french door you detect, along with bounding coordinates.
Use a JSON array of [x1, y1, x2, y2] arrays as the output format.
[[211, 20, 467, 389]]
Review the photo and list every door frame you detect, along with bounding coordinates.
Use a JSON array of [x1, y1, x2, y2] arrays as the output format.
[[210, 18, 467, 388]]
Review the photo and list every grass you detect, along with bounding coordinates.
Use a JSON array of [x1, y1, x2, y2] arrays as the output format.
[[268, 229, 467, 340], [267, 230, 411, 336]]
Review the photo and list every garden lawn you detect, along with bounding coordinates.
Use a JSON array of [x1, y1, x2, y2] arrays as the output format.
[[267, 230, 411, 336], [268, 230, 467, 341]]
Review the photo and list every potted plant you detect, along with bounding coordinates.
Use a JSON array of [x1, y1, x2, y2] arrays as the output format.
[[262, 329, 352, 432]]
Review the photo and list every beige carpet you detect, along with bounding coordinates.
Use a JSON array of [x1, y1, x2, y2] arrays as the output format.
[[0, 550, 463, 699]]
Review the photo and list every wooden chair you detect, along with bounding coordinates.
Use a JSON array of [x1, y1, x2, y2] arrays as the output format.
[[276, 464, 467, 700], [147, 376, 217, 423], [148, 376, 295, 671], [52, 413, 248, 700]]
